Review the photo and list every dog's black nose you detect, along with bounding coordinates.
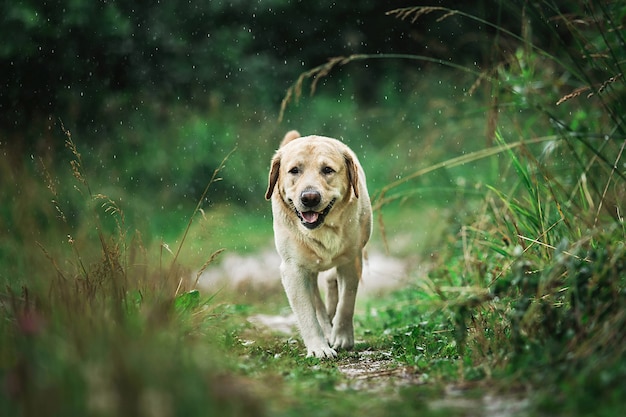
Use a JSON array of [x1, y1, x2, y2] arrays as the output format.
[[300, 190, 321, 208]]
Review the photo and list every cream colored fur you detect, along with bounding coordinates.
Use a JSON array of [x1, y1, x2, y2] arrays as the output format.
[[265, 130, 372, 358]]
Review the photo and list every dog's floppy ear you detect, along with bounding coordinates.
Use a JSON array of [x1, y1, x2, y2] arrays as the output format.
[[344, 153, 359, 199], [265, 153, 281, 200]]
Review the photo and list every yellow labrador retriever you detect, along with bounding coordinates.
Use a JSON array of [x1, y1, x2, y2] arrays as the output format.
[[265, 130, 372, 358]]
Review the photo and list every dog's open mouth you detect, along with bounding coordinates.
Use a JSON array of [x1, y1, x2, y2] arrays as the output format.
[[292, 199, 336, 230]]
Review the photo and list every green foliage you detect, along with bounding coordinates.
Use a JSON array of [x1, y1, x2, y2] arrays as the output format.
[[0, 136, 258, 416], [281, 1, 626, 414], [1, 0, 467, 139], [395, 1, 625, 413], [2, 1, 626, 416], [175, 289, 201, 312]]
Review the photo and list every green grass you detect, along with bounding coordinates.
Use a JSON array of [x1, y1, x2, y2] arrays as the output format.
[[1, 102, 485, 417], [2, 1, 626, 416]]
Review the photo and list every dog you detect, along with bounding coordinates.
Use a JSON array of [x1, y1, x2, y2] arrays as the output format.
[[265, 130, 372, 358]]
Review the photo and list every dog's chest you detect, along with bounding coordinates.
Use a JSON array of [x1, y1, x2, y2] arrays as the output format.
[[303, 226, 357, 271]]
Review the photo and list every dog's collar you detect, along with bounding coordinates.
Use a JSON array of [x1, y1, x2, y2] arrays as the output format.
[[291, 199, 336, 230]]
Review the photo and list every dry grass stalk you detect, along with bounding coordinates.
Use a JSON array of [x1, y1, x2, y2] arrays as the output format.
[[279, 55, 355, 122], [557, 73, 623, 105], [516, 233, 590, 263], [167, 149, 234, 289], [36, 241, 68, 281], [594, 137, 626, 227], [376, 211, 389, 255], [95, 193, 127, 242], [39, 156, 67, 222], [556, 86, 591, 105], [60, 121, 89, 193], [192, 248, 226, 290], [372, 136, 556, 211], [467, 68, 491, 96], [278, 52, 490, 122], [39, 125, 132, 304], [386, 7, 455, 24]]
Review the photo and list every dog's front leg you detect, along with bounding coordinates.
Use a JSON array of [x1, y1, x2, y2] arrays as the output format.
[[281, 262, 337, 358], [311, 277, 333, 342], [330, 256, 361, 350], [325, 272, 338, 322]]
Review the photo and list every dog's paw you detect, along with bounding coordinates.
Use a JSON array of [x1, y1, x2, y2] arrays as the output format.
[[330, 329, 354, 350], [306, 344, 338, 359]]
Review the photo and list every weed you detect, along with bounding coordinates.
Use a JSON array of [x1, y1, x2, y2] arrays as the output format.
[[2, 1, 625, 416], [0, 128, 246, 417], [276, 1, 626, 414], [408, 2, 625, 413]]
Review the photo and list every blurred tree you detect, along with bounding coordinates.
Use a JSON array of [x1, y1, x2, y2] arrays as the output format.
[[0, 0, 579, 148], [0, 2, 471, 136]]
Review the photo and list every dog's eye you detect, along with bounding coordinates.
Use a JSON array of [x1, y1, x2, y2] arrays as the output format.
[[288, 167, 300, 174], [321, 166, 335, 175]]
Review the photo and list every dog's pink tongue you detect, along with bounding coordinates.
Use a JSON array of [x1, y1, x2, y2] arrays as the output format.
[[302, 211, 319, 223]]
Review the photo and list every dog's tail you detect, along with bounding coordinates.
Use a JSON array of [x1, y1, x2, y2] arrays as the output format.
[[280, 130, 301, 147]]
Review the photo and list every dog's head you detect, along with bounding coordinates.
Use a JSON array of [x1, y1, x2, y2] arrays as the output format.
[[265, 131, 360, 230]]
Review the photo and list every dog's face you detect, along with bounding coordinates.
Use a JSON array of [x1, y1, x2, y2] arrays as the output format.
[[265, 136, 359, 230]]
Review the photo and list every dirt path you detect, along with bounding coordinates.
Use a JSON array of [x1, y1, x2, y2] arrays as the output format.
[[197, 248, 417, 295], [198, 250, 528, 416], [246, 313, 528, 416], [199, 247, 429, 390]]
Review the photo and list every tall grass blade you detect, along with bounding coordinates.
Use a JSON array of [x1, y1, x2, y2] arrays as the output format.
[[167, 148, 235, 288], [373, 135, 555, 211]]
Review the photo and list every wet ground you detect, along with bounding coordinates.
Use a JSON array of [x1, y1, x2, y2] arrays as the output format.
[[198, 250, 528, 417], [246, 312, 528, 417], [197, 248, 416, 295]]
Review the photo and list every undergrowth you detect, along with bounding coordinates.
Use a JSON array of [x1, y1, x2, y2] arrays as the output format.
[[2, 1, 625, 416], [279, 0, 626, 414], [0, 128, 248, 416], [330, 2, 626, 415]]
